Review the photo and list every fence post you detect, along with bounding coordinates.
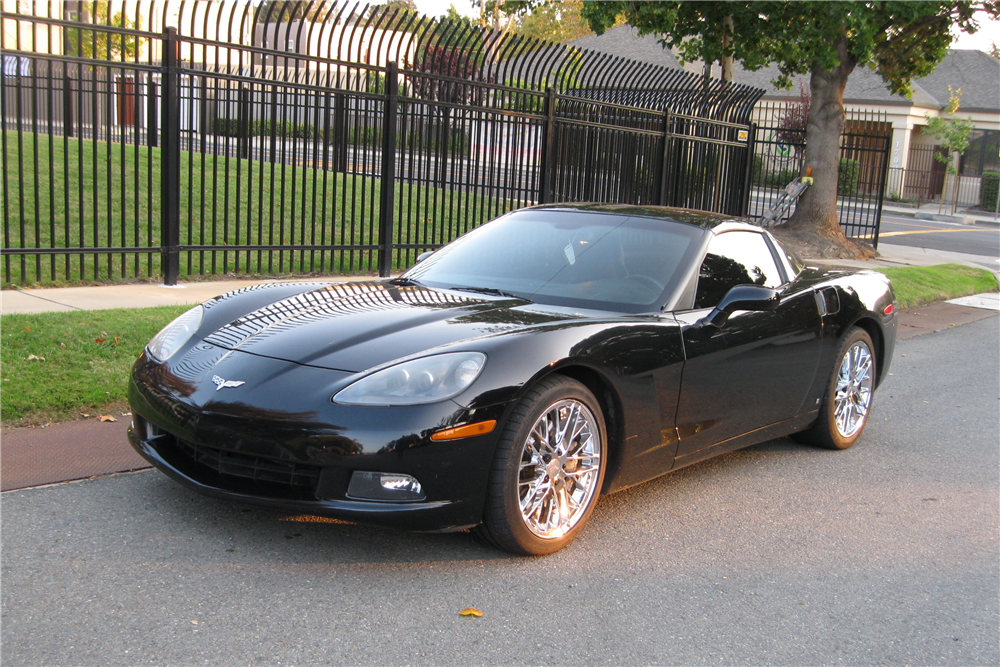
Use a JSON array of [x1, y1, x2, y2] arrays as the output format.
[[161, 27, 181, 285], [333, 92, 347, 172], [237, 82, 249, 159], [871, 133, 891, 249], [60, 71, 73, 138], [146, 75, 158, 147], [538, 87, 556, 204], [740, 122, 757, 216], [657, 110, 671, 206], [377, 61, 398, 278]]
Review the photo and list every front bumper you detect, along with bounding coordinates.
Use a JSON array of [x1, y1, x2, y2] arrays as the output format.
[[127, 350, 507, 532]]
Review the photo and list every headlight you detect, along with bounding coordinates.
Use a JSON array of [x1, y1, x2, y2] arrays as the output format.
[[146, 305, 204, 362], [333, 352, 486, 406]]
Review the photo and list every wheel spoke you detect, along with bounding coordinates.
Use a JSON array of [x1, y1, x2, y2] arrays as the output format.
[[516, 397, 603, 540], [833, 340, 874, 439]]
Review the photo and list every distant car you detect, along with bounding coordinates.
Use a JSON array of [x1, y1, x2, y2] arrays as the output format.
[[128, 204, 897, 555]]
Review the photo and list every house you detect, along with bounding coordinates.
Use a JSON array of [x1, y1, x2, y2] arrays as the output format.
[[563, 26, 1000, 207], [728, 50, 1000, 206]]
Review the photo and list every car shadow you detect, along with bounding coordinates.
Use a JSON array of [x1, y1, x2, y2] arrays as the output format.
[[135, 435, 813, 565]]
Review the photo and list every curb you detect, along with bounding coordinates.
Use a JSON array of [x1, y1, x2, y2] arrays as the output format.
[[883, 206, 1000, 228]]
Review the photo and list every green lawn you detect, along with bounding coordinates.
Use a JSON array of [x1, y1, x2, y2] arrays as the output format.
[[875, 263, 999, 309], [1, 130, 515, 287], [1, 305, 190, 426]]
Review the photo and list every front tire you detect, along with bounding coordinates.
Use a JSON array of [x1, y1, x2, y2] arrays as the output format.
[[475, 376, 607, 556], [800, 327, 876, 450]]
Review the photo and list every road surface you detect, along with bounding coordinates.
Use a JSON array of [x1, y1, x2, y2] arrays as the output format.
[[2, 315, 997, 666]]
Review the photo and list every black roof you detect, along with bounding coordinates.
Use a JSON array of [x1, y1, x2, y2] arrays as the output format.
[[560, 26, 1000, 113], [526, 203, 749, 230]]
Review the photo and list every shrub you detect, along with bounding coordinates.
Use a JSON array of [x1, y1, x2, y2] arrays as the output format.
[[751, 155, 766, 185], [212, 118, 241, 136], [980, 171, 1000, 210], [838, 158, 861, 195]]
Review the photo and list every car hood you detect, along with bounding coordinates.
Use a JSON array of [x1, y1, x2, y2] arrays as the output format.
[[201, 281, 581, 372]]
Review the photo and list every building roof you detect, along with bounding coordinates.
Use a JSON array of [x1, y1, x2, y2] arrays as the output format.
[[564, 25, 683, 70], [915, 50, 1000, 112], [734, 50, 998, 112], [562, 25, 1000, 114]]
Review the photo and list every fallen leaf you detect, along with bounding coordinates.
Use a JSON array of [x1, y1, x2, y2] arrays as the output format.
[[190, 620, 199, 625], [27, 354, 45, 361], [99, 415, 118, 422], [120, 412, 132, 417], [60, 342, 66, 348], [95, 338, 107, 344], [114, 336, 120, 346], [80, 413, 91, 418], [23, 327, 31, 332], [459, 608, 483, 618]]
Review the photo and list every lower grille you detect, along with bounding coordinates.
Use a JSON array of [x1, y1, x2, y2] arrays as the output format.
[[141, 417, 321, 501], [174, 437, 320, 488]]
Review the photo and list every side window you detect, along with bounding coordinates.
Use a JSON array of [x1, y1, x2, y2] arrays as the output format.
[[693, 232, 783, 309]]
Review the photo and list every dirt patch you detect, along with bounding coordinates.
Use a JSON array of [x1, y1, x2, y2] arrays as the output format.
[[771, 225, 877, 260]]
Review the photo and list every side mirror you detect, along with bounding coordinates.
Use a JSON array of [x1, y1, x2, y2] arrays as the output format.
[[699, 285, 780, 328], [415, 251, 434, 264]]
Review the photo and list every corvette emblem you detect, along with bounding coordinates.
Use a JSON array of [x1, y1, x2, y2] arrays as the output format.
[[212, 375, 245, 391]]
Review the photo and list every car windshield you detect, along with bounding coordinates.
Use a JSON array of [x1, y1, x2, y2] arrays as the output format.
[[403, 209, 705, 313]]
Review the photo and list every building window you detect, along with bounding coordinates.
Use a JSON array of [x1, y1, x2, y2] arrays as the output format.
[[961, 130, 1000, 177]]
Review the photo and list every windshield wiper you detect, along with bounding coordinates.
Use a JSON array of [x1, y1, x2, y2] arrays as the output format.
[[388, 276, 422, 286], [447, 286, 531, 301]]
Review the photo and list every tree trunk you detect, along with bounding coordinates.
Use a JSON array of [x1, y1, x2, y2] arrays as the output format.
[[781, 34, 875, 259]]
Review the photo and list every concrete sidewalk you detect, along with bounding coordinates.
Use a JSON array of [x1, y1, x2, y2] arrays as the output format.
[[881, 200, 1000, 227], [0, 274, 377, 315]]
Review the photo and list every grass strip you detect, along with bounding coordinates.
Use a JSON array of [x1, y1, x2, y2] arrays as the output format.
[[2, 130, 515, 287], [875, 264, 999, 310], [1, 305, 189, 427]]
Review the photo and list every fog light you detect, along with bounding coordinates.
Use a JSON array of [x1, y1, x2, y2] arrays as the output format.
[[347, 471, 425, 502]]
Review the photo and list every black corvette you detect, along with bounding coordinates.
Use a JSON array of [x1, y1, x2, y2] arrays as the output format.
[[128, 204, 897, 555]]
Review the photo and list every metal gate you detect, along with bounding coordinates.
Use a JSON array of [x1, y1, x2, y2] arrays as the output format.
[[749, 104, 891, 246]]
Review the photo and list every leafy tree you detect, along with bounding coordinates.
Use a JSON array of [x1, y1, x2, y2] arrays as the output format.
[[256, 1, 336, 23], [924, 87, 975, 214], [367, 0, 422, 30], [775, 83, 810, 151], [576, 1, 998, 258], [64, 1, 145, 61], [513, 1, 594, 43], [989, 40, 1000, 58]]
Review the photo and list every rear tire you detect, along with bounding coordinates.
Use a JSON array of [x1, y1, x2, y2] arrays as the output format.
[[798, 327, 876, 450], [474, 376, 607, 556]]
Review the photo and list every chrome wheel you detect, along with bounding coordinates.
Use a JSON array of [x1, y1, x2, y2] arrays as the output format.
[[833, 340, 874, 439], [518, 398, 602, 539]]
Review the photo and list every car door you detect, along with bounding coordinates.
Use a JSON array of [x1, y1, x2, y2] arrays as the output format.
[[671, 230, 823, 464]]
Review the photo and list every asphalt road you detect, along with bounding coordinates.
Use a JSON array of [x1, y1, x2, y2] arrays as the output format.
[[878, 213, 1000, 266], [2, 316, 998, 666]]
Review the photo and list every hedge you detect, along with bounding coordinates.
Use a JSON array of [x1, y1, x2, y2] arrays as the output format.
[[980, 171, 999, 210], [838, 158, 861, 195]]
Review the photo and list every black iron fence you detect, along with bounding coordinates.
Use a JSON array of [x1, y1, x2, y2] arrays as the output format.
[[2, 1, 765, 286], [750, 104, 890, 246]]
